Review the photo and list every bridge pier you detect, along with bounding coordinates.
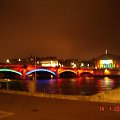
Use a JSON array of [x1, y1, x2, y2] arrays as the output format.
[[55, 69, 59, 78], [77, 70, 81, 77], [22, 69, 27, 80]]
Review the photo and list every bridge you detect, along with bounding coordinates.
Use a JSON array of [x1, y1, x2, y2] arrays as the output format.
[[0, 64, 120, 79]]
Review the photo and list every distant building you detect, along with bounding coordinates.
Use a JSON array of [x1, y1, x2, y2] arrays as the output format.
[[40, 60, 58, 67], [80, 60, 94, 68], [94, 52, 120, 69], [39, 57, 58, 67], [64, 59, 80, 68]]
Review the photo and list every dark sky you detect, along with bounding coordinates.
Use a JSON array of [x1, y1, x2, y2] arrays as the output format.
[[0, 0, 120, 61]]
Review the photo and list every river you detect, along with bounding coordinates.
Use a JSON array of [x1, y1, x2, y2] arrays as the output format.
[[0, 76, 120, 96]]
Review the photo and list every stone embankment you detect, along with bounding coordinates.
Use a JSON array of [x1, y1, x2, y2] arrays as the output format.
[[0, 88, 120, 103]]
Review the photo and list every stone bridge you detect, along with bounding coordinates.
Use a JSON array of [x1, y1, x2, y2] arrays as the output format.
[[0, 64, 120, 79]]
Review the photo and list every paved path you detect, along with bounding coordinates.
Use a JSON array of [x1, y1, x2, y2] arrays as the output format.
[[0, 111, 14, 119], [0, 93, 120, 120]]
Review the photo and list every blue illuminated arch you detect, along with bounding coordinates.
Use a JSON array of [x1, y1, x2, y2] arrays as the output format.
[[0, 69, 22, 76], [26, 69, 56, 75]]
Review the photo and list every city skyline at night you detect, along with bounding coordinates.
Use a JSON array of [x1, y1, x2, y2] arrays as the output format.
[[0, 0, 120, 117]]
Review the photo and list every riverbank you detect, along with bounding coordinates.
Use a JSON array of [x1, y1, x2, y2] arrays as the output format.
[[0, 87, 120, 103], [1, 92, 120, 120]]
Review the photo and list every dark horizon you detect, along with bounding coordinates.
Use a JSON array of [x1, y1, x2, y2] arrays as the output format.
[[0, 0, 120, 62]]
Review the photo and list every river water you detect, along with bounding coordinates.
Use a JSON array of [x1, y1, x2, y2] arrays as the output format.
[[0, 76, 120, 96]]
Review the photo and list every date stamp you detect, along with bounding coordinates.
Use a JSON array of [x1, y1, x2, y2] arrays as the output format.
[[99, 105, 120, 112]]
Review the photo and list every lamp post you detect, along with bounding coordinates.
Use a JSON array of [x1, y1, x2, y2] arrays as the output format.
[[29, 56, 37, 94], [34, 56, 37, 81]]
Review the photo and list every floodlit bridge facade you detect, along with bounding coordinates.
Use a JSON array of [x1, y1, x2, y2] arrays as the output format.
[[0, 65, 94, 79], [0, 64, 120, 79]]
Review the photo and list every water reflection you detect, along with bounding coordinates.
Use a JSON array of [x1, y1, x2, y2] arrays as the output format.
[[98, 77, 116, 91], [0, 79, 28, 91], [36, 77, 98, 95], [36, 76, 120, 95], [0, 76, 120, 96]]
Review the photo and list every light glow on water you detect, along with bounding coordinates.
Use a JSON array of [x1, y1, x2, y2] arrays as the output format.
[[0, 76, 119, 96]]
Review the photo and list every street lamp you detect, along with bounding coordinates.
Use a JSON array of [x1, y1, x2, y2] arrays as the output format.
[[87, 64, 89, 67], [18, 58, 21, 61], [34, 56, 37, 81], [37, 61, 39, 64], [6, 59, 10, 64], [81, 63, 84, 67]]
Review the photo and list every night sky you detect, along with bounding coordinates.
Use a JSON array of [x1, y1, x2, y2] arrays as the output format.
[[0, 0, 120, 61]]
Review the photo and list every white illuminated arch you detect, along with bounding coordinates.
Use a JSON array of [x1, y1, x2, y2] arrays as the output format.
[[0, 69, 22, 76]]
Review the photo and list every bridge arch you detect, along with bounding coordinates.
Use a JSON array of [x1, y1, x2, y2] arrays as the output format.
[[59, 70, 78, 75], [0, 68, 22, 76], [80, 72, 93, 77], [26, 68, 56, 75], [59, 70, 78, 78]]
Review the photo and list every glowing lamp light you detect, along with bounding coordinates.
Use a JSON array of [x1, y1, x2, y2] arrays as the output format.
[[95, 67, 97, 69], [18, 58, 21, 61], [73, 64, 76, 68], [6, 59, 10, 63], [81, 63, 84, 66], [91, 70, 93, 74], [0, 69, 22, 76], [104, 69, 110, 75], [71, 62, 74, 65], [58, 63, 61, 67], [51, 75, 53, 79]]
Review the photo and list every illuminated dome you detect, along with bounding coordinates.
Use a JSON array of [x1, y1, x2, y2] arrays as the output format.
[[96, 53, 119, 60]]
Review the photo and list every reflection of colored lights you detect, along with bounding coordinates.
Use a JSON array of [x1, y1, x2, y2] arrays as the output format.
[[104, 77, 110, 85], [28, 74, 32, 77], [57, 78, 62, 83], [70, 78, 76, 82], [50, 75, 53, 79], [75, 78, 82, 86], [98, 77, 114, 91], [84, 76, 94, 83], [79, 76, 94, 83]]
